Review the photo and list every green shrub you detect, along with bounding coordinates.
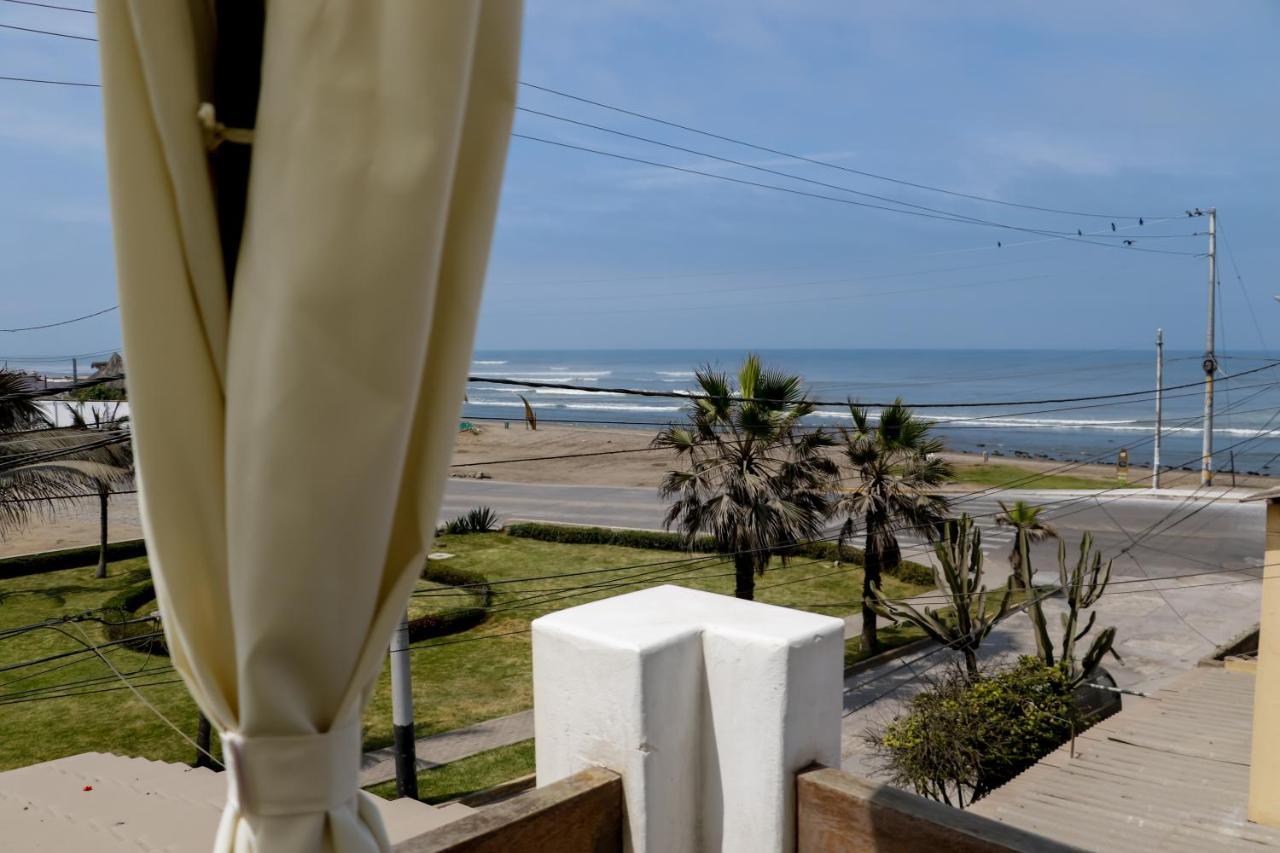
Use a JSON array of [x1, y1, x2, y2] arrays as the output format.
[[0, 538, 148, 580], [73, 384, 127, 402], [871, 657, 1082, 808], [504, 522, 710, 553], [406, 606, 488, 643], [421, 563, 494, 607], [100, 581, 167, 655], [439, 507, 500, 536]]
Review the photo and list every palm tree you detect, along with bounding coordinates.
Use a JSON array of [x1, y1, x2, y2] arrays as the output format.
[[0, 369, 51, 432], [834, 399, 952, 654], [995, 500, 1057, 590], [653, 354, 838, 600], [0, 383, 133, 576], [65, 406, 134, 578]]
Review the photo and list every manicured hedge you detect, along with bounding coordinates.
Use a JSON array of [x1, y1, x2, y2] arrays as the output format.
[[421, 563, 494, 607], [0, 538, 148, 580], [406, 606, 488, 644], [502, 522, 935, 587], [100, 580, 167, 655], [408, 560, 494, 641]]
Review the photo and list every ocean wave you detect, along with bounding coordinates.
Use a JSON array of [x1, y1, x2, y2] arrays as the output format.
[[562, 402, 682, 413], [471, 370, 612, 378], [805, 409, 1273, 438], [657, 370, 695, 378], [472, 360, 507, 365], [483, 387, 627, 397]]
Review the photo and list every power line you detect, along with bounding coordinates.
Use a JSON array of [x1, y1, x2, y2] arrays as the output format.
[[0, 72, 97, 87], [0, 305, 118, 333], [0, 0, 92, 11], [0, 29, 1195, 225], [1217, 218, 1269, 356], [513, 133, 1203, 258], [517, 106, 1202, 247], [0, 21, 93, 40], [517, 81, 1164, 222]]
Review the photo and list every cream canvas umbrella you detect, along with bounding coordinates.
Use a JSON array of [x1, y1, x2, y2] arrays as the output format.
[[96, 2, 521, 851]]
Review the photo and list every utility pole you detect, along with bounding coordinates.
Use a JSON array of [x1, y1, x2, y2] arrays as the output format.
[[1153, 328, 1164, 489], [1201, 208, 1217, 486], [389, 608, 419, 799], [72, 357, 78, 387]]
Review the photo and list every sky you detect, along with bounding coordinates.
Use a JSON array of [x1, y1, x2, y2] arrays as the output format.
[[1, 0, 1278, 365]]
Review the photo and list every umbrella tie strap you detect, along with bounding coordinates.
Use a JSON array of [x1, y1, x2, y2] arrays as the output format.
[[197, 102, 255, 151]]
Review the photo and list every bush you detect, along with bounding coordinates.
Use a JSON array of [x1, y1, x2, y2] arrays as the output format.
[[421, 563, 494, 607], [505, 522, 712, 553], [0, 538, 148, 580], [100, 580, 167, 655], [439, 507, 500, 535], [73, 384, 127, 402], [502, 522, 934, 585], [870, 657, 1082, 808], [406, 606, 488, 643]]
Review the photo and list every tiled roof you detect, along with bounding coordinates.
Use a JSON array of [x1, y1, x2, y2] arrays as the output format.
[[970, 667, 1280, 851], [0, 752, 470, 851]]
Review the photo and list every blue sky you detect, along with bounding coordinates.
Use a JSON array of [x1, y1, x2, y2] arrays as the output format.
[[1, 1, 1277, 364]]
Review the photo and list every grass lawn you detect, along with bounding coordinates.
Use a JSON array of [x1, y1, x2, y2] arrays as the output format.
[[950, 462, 1135, 491], [365, 740, 535, 804], [0, 533, 932, 778]]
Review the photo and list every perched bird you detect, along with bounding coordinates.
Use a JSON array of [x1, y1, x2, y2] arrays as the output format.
[[996, 241, 1002, 248], [1110, 222, 1117, 231], [1123, 239, 1135, 246], [1077, 229, 1083, 236], [1139, 217, 1144, 225]]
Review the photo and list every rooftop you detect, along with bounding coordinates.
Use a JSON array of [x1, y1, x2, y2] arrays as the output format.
[[970, 666, 1279, 851], [0, 752, 470, 851]]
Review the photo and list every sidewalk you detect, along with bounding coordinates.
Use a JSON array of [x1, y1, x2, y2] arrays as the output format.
[[359, 710, 534, 787]]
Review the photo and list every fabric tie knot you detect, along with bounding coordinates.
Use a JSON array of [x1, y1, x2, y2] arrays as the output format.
[[221, 720, 361, 817]]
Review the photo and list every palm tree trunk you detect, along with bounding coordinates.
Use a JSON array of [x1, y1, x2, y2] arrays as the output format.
[[861, 514, 882, 653], [1008, 531, 1027, 591], [95, 486, 109, 579], [733, 552, 755, 600], [860, 568, 878, 653]]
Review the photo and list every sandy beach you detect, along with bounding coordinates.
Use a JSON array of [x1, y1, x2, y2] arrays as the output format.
[[1, 421, 1271, 558]]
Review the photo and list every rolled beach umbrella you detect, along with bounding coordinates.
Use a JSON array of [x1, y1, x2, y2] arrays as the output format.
[[95, 2, 521, 851]]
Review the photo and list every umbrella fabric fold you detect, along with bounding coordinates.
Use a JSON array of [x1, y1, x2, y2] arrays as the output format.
[[96, 2, 521, 850]]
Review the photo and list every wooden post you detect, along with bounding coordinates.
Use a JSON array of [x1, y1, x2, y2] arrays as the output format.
[[1249, 495, 1280, 825]]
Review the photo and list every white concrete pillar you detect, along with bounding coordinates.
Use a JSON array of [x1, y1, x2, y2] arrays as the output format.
[[533, 585, 844, 853]]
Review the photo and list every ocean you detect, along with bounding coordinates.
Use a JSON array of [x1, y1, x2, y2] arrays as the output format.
[[463, 349, 1280, 477]]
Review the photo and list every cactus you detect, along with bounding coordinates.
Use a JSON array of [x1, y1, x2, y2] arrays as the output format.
[[1056, 533, 1121, 686], [1018, 531, 1121, 686], [871, 514, 1012, 678], [1017, 533, 1054, 665]]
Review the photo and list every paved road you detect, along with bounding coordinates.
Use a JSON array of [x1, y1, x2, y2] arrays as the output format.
[[443, 480, 1265, 583]]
